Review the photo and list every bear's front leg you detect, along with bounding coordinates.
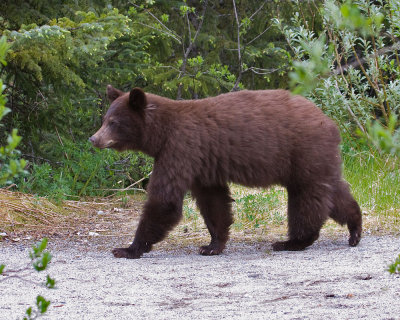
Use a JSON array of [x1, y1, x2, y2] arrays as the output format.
[[112, 198, 183, 259]]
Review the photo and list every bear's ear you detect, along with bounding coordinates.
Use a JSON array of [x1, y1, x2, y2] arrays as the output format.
[[129, 88, 147, 111], [106, 85, 123, 103]]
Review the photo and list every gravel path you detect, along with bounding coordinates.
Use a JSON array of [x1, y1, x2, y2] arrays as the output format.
[[1, 235, 399, 320]]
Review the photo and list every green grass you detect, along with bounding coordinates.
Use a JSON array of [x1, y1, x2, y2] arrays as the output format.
[[343, 154, 400, 218], [181, 186, 288, 233], [231, 187, 287, 230]]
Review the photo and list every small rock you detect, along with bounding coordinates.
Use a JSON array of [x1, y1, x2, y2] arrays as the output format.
[[11, 238, 21, 242], [0, 232, 7, 237], [97, 210, 106, 215], [88, 232, 100, 236], [357, 274, 372, 280]]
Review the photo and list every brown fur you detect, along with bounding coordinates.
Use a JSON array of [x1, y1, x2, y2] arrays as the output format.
[[89, 86, 362, 259]]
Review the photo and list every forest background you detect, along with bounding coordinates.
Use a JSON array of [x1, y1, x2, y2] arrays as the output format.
[[0, 0, 399, 224]]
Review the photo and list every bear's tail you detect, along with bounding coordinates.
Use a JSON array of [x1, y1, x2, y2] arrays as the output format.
[[329, 180, 362, 247]]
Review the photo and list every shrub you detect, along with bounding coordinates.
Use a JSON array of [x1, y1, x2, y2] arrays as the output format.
[[274, 0, 400, 152]]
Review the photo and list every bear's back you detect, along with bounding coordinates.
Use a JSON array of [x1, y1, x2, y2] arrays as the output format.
[[145, 90, 341, 188]]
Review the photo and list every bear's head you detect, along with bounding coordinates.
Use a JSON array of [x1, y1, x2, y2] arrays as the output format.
[[89, 85, 147, 152]]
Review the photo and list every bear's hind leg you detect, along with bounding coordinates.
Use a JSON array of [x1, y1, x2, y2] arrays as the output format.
[[272, 186, 330, 251], [329, 180, 362, 247], [191, 184, 233, 256]]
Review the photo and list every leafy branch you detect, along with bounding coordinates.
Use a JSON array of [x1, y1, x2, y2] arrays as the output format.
[[0, 35, 27, 186], [0, 238, 55, 319]]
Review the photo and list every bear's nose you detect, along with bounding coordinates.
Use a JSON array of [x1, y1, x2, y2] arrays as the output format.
[[88, 136, 96, 145]]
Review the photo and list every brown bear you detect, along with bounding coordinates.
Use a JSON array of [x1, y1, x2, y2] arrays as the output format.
[[89, 85, 362, 259]]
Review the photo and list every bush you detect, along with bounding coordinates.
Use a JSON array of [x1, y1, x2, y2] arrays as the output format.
[[274, 0, 400, 153]]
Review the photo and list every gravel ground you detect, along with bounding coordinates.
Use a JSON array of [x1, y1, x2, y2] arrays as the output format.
[[0, 235, 399, 320]]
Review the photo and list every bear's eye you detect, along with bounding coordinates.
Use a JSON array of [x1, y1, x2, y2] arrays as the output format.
[[108, 120, 119, 127]]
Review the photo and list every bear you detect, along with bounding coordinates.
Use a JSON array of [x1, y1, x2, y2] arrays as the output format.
[[89, 85, 362, 259]]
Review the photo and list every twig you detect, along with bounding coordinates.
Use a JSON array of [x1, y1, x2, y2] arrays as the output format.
[[247, 0, 269, 21], [232, 0, 242, 92], [5, 184, 16, 190], [134, 22, 181, 43], [246, 26, 271, 46], [371, 31, 390, 119], [21, 153, 62, 165], [95, 187, 146, 193], [129, 2, 181, 43], [123, 171, 152, 190], [247, 66, 281, 75], [54, 126, 69, 160]]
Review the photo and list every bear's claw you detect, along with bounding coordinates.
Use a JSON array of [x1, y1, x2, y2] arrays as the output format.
[[349, 231, 361, 247], [112, 247, 142, 259], [199, 245, 223, 256]]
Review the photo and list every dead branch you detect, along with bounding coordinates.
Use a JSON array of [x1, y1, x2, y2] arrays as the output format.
[[232, 0, 242, 92]]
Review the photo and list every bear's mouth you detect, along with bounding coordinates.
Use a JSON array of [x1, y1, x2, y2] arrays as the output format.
[[92, 139, 116, 149], [103, 140, 116, 148], [103, 140, 128, 152]]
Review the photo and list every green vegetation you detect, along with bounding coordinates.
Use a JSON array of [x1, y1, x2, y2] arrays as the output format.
[[232, 188, 286, 229], [18, 142, 152, 201], [0, 238, 55, 319], [388, 254, 400, 274], [344, 154, 400, 216], [0, 35, 26, 185]]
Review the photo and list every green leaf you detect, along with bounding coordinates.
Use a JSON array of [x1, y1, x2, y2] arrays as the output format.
[[0, 105, 11, 122], [46, 275, 56, 288], [0, 264, 5, 274], [388, 254, 400, 274], [25, 306, 32, 319], [33, 252, 52, 271], [37, 238, 48, 252], [0, 36, 10, 66], [36, 295, 51, 314], [161, 14, 169, 23]]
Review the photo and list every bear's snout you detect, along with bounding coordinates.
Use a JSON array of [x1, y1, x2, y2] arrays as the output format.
[[89, 131, 115, 149], [88, 135, 97, 146]]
